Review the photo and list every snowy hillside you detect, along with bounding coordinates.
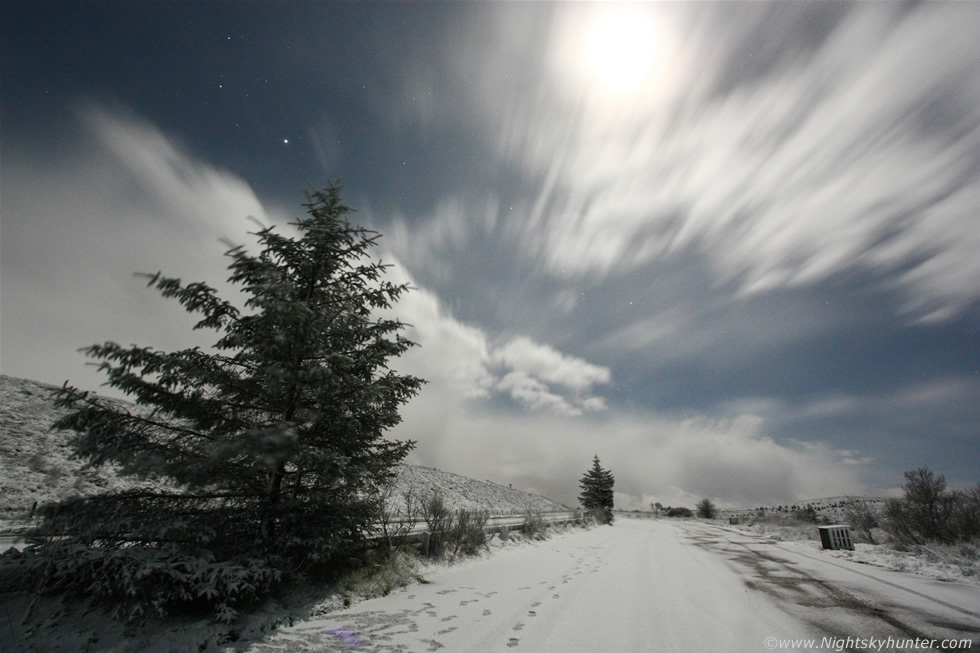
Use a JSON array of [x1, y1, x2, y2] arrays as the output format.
[[0, 375, 133, 523], [0, 374, 566, 531], [727, 496, 889, 523], [388, 465, 567, 514]]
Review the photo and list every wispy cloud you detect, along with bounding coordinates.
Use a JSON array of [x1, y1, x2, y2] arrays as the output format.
[[455, 3, 980, 322], [385, 260, 611, 417], [1, 104, 286, 392]]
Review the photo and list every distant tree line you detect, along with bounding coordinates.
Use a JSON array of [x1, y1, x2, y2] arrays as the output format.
[[645, 466, 979, 548]]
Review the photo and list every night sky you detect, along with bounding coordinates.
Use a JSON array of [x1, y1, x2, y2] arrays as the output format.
[[3, 1, 979, 509]]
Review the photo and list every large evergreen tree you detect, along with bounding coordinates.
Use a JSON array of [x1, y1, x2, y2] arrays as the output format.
[[579, 455, 615, 524], [29, 183, 424, 619]]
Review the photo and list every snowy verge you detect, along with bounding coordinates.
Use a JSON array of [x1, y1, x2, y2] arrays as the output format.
[[1, 520, 590, 652], [726, 517, 980, 585]]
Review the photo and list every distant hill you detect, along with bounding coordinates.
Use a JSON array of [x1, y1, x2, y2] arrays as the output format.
[[725, 496, 889, 523], [0, 374, 566, 530], [0, 375, 134, 522]]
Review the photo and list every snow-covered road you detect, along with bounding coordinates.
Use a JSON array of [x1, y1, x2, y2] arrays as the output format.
[[245, 519, 980, 652]]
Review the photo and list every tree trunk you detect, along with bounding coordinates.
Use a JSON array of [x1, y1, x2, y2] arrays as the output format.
[[262, 461, 286, 543]]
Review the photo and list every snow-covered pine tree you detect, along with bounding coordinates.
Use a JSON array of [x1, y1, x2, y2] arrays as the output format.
[[579, 455, 615, 524], [29, 182, 424, 620]]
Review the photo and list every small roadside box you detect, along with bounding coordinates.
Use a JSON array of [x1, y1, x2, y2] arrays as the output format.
[[818, 525, 854, 551]]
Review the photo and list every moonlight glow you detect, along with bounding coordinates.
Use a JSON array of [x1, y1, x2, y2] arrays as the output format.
[[585, 10, 657, 92]]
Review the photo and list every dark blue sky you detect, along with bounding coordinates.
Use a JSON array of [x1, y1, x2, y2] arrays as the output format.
[[3, 1, 978, 508]]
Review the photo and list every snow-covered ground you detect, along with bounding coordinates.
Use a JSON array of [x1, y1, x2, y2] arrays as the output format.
[[7, 518, 978, 652], [232, 519, 979, 652], [4, 373, 978, 651], [728, 517, 979, 586]]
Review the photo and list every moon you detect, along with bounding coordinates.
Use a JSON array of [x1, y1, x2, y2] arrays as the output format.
[[585, 9, 658, 92]]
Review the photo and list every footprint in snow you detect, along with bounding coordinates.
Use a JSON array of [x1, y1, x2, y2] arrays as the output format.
[[440, 615, 456, 622], [528, 611, 537, 617], [513, 623, 524, 632], [507, 637, 520, 648], [482, 609, 492, 616]]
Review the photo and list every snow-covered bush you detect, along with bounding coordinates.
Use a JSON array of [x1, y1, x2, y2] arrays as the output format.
[[421, 492, 453, 558], [20, 542, 280, 623], [376, 485, 421, 558], [522, 508, 546, 538], [449, 508, 491, 556]]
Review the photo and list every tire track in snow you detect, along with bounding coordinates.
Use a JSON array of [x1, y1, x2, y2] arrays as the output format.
[[680, 521, 980, 646]]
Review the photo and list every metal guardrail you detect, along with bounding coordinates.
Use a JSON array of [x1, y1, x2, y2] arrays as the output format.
[[0, 511, 581, 552], [367, 510, 579, 540]]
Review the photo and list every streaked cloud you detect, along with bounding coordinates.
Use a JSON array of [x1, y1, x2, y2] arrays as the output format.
[[1, 105, 284, 392], [451, 2, 980, 322], [4, 0, 978, 509]]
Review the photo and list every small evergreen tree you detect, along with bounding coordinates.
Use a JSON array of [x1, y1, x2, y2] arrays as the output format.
[[27, 182, 424, 620], [579, 455, 615, 524]]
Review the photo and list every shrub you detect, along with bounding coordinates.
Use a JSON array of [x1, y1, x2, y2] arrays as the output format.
[[843, 497, 880, 544], [884, 468, 962, 545], [338, 548, 421, 603], [951, 484, 980, 542], [421, 492, 452, 558], [666, 507, 693, 518], [376, 485, 420, 558], [522, 508, 547, 539], [696, 499, 717, 519], [450, 509, 491, 556], [792, 505, 818, 524]]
